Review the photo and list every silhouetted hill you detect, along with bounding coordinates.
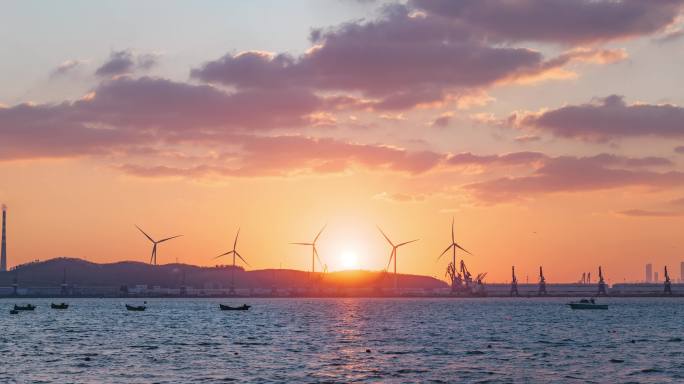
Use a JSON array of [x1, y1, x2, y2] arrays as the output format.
[[0, 257, 448, 290]]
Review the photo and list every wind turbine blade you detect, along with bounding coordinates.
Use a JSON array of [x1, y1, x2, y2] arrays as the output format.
[[150, 244, 157, 264], [233, 228, 240, 250], [396, 239, 419, 247], [214, 250, 234, 259], [235, 251, 250, 267], [136, 225, 155, 243], [158, 235, 183, 243], [313, 224, 327, 244], [454, 242, 472, 256], [437, 244, 453, 260], [451, 217, 455, 244], [290, 242, 313, 246], [376, 225, 394, 247]]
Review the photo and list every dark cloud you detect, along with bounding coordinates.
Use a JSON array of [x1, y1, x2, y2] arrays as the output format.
[[0, 77, 322, 160], [191, 5, 615, 110], [513, 95, 684, 141], [465, 154, 680, 203], [430, 113, 452, 128], [675, 146, 684, 154], [95, 51, 135, 77], [95, 50, 160, 77], [411, 0, 684, 44]]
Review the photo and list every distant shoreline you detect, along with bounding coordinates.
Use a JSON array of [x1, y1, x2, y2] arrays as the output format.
[[1, 293, 683, 299]]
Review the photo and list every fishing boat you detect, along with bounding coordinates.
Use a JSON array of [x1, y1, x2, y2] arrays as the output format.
[[51, 303, 69, 309], [9, 309, 19, 315], [13, 304, 36, 311], [125, 304, 146, 311], [219, 304, 250, 311], [567, 298, 608, 310]]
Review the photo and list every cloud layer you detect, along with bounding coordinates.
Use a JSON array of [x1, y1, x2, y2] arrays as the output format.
[[511, 95, 684, 140]]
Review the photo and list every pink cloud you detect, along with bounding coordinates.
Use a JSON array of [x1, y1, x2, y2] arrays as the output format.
[[512, 95, 684, 140], [0, 77, 323, 160], [411, 0, 683, 45], [465, 154, 681, 203], [191, 5, 618, 110]]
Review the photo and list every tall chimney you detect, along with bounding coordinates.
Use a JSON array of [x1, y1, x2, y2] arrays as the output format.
[[1, 204, 7, 272]]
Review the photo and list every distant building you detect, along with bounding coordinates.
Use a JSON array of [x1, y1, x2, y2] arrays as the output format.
[[645, 263, 653, 283], [680, 262, 684, 283], [654, 271, 659, 283]]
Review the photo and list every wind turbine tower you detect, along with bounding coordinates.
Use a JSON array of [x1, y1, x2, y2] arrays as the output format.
[[215, 229, 250, 295], [438, 218, 472, 293], [291, 225, 326, 284], [136, 226, 182, 265], [377, 226, 418, 292]]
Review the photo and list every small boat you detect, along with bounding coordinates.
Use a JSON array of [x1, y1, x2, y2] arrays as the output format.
[[125, 304, 146, 311], [51, 303, 69, 309], [9, 309, 19, 315], [14, 304, 36, 311], [219, 304, 250, 311], [567, 298, 608, 310]]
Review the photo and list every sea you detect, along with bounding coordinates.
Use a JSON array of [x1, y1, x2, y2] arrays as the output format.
[[1, 297, 683, 383]]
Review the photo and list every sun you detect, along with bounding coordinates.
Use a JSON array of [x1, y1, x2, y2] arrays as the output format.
[[339, 250, 358, 270]]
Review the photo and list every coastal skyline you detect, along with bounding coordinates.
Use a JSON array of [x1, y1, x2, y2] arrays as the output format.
[[2, 1, 684, 283]]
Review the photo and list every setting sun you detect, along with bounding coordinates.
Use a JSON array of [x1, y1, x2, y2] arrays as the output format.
[[339, 250, 359, 270]]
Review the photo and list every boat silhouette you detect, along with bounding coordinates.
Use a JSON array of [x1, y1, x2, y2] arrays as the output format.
[[219, 304, 250, 311], [567, 298, 608, 310], [14, 304, 36, 311]]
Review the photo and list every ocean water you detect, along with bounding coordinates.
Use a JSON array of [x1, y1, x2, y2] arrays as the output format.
[[1, 297, 683, 383]]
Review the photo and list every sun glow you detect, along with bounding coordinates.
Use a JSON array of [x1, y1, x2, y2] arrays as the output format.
[[339, 250, 358, 270]]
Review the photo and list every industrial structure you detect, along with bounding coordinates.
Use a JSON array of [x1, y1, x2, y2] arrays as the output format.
[[665, 266, 672, 295], [438, 218, 475, 294], [1, 204, 7, 272], [510, 266, 518, 296], [597, 266, 607, 295], [538, 266, 547, 295]]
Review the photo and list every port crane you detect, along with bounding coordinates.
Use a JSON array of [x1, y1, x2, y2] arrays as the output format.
[[538, 266, 547, 296], [664, 266, 672, 295], [597, 266, 607, 296], [510, 266, 519, 296]]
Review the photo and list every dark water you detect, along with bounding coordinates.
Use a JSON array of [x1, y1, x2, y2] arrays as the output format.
[[1, 297, 683, 383]]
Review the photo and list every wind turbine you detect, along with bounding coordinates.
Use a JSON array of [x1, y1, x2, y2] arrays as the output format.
[[377, 226, 418, 291], [437, 217, 472, 291], [136, 225, 182, 266], [291, 225, 326, 281], [215, 228, 249, 295]]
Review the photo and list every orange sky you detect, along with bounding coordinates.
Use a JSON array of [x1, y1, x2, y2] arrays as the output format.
[[2, 1, 684, 283]]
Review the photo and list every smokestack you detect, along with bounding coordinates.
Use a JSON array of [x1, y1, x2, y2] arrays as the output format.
[[1, 204, 6, 272]]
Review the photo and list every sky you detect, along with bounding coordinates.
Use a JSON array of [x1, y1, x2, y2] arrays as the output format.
[[1, 0, 684, 283]]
